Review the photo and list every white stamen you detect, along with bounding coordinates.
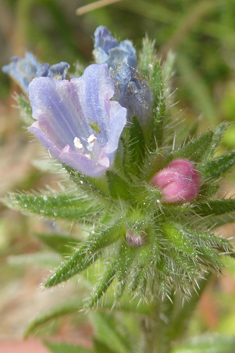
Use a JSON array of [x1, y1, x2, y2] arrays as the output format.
[[87, 134, 97, 143], [85, 154, 91, 159], [74, 137, 83, 150]]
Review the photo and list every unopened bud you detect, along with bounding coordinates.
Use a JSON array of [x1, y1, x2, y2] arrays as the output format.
[[126, 230, 146, 247], [151, 158, 200, 203]]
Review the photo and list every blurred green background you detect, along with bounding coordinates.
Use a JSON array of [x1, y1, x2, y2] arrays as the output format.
[[1, 0, 235, 346]]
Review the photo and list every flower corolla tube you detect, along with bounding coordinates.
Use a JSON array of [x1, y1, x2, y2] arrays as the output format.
[[28, 64, 127, 177], [152, 158, 200, 203], [93, 26, 137, 69], [2, 52, 69, 94]]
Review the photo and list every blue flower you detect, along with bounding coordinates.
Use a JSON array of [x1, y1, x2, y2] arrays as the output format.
[[93, 26, 137, 69], [2, 53, 70, 94], [111, 62, 152, 128], [28, 64, 127, 177]]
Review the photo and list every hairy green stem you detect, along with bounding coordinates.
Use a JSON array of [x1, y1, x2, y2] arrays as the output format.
[[141, 272, 212, 353]]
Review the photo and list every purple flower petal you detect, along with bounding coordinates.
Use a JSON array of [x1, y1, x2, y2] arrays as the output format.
[[2, 52, 70, 95], [28, 64, 127, 177], [111, 62, 152, 127], [93, 26, 137, 69]]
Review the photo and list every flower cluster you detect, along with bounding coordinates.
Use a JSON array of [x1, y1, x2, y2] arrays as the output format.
[[3, 26, 234, 307], [2, 52, 69, 94]]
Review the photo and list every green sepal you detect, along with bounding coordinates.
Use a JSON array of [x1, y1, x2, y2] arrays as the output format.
[[35, 233, 81, 256], [64, 166, 110, 201], [201, 212, 235, 229], [162, 222, 196, 258], [193, 199, 235, 217], [106, 171, 131, 200], [138, 36, 156, 77], [116, 242, 136, 299], [199, 232, 235, 257], [44, 342, 92, 353], [24, 300, 82, 338], [4, 192, 103, 222], [16, 95, 34, 124], [169, 130, 214, 163], [45, 221, 125, 287], [201, 150, 235, 180], [149, 60, 166, 149], [84, 260, 117, 309], [130, 243, 154, 293], [203, 123, 228, 160], [122, 116, 146, 177]]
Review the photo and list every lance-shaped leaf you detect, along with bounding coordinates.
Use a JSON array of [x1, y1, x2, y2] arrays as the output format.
[[91, 312, 133, 353], [16, 96, 34, 124], [24, 300, 82, 338], [162, 222, 196, 258], [115, 242, 136, 299], [4, 192, 103, 222], [93, 339, 117, 353], [139, 36, 157, 77], [149, 60, 166, 148], [45, 342, 92, 353], [122, 116, 146, 177], [106, 170, 131, 200], [193, 199, 235, 217], [35, 233, 81, 256], [201, 150, 235, 180], [45, 221, 125, 287], [168, 130, 214, 163], [172, 334, 235, 353], [84, 260, 117, 309], [202, 123, 228, 161]]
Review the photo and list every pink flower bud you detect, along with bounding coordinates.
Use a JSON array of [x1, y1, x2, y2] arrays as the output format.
[[151, 158, 200, 203]]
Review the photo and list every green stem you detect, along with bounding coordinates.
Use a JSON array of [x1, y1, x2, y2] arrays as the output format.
[[141, 272, 212, 353]]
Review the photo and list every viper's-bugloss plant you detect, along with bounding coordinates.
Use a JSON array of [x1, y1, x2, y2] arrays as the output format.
[[3, 27, 235, 312]]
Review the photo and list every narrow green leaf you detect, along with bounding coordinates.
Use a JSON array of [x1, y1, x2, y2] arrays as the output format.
[[91, 312, 132, 353], [116, 242, 136, 299], [201, 211, 235, 229], [4, 192, 103, 222], [45, 342, 92, 353], [16, 95, 34, 124], [169, 130, 214, 163], [24, 301, 82, 338], [197, 245, 221, 270], [8, 252, 61, 268], [84, 260, 117, 309], [201, 150, 235, 180], [122, 116, 146, 176], [149, 60, 166, 148], [198, 232, 234, 257], [35, 233, 81, 256], [193, 199, 235, 217], [45, 222, 125, 287], [138, 36, 156, 77], [93, 338, 116, 353], [172, 334, 235, 353], [203, 123, 228, 160], [162, 222, 195, 258], [106, 171, 131, 200], [65, 166, 110, 201]]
